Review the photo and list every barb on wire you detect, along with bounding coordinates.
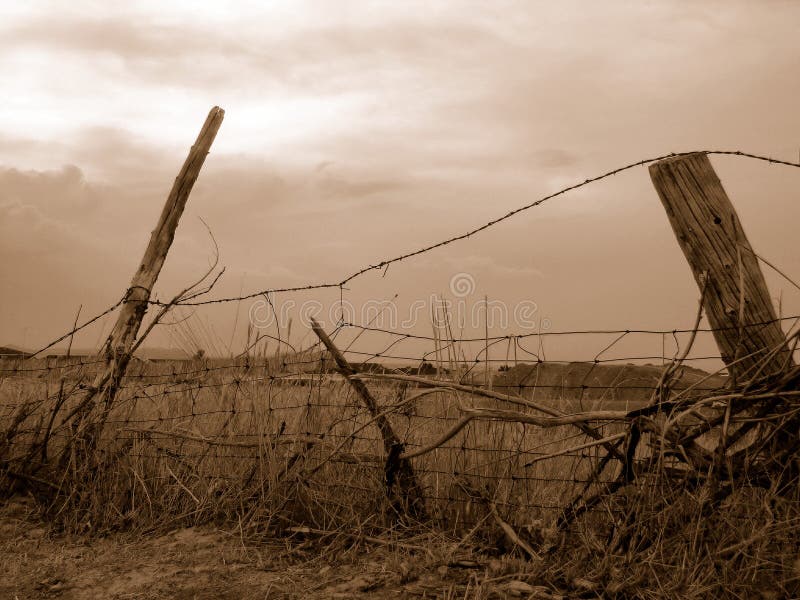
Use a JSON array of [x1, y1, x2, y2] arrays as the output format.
[[138, 149, 799, 308], [28, 296, 128, 359], [24, 149, 799, 359]]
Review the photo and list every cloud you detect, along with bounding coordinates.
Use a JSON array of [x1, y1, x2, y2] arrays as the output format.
[[4, 15, 240, 63], [1, 1, 799, 352], [441, 254, 543, 280], [0, 164, 99, 225], [315, 170, 409, 202], [0, 199, 77, 257], [0, 170, 125, 349], [0, 12, 499, 100]]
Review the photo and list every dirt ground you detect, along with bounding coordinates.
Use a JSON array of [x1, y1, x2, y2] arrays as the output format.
[[1, 497, 557, 599]]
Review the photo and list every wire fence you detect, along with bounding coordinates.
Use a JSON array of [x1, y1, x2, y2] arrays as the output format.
[[3, 314, 798, 531], [2, 149, 799, 536]]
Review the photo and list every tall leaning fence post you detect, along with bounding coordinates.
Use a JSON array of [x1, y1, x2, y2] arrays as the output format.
[[309, 318, 426, 519], [649, 152, 794, 382], [86, 107, 225, 419]]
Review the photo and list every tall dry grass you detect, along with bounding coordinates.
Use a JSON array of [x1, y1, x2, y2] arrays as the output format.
[[6, 353, 798, 598], [0, 355, 610, 543], [7, 356, 800, 598]]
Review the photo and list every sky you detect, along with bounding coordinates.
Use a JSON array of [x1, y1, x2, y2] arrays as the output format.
[[1, 1, 799, 365]]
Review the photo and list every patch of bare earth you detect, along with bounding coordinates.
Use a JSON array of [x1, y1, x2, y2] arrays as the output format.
[[1, 497, 557, 599]]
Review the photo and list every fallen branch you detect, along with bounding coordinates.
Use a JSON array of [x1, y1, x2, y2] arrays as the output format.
[[310, 319, 425, 519], [286, 526, 435, 556], [488, 501, 540, 560], [353, 372, 626, 461], [523, 432, 626, 467], [352, 372, 563, 416], [165, 464, 200, 505], [456, 480, 539, 560], [124, 427, 323, 448], [3, 468, 61, 491], [400, 406, 628, 461], [459, 406, 630, 426]]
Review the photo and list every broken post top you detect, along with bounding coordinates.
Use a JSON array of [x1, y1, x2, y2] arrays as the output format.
[[102, 106, 225, 360], [649, 152, 794, 381], [649, 151, 708, 166]]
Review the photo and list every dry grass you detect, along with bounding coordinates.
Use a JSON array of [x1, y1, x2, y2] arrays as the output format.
[[0, 356, 601, 540], [3, 354, 800, 599], [3, 495, 569, 599]]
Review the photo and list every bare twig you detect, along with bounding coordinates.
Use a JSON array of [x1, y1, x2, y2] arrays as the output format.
[[523, 432, 626, 467], [352, 372, 625, 461]]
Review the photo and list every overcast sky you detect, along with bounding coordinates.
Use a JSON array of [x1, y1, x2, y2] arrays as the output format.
[[1, 1, 798, 364]]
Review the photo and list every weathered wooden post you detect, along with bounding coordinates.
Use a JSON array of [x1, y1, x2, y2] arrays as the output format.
[[77, 107, 224, 426], [310, 318, 426, 519], [52, 107, 223, 476], [649, 152, 794, 382]]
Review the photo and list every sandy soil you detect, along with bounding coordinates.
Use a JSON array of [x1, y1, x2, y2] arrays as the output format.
[[1, 497, 555, 599]]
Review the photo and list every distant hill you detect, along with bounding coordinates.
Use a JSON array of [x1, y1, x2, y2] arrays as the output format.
[[134, 347, 193, 360], [9, 346, 192, 361], [0, 346, 32, 358], [493, 362, 727, 409]]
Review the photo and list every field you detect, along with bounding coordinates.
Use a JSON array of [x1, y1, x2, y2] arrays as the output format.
[[2, 314, 798, 600], [2, 355, 651, 535], [10, 352, 794, 599], [2, 495, 548, 599], [2, 355, 630, 599], [2, 147, 800, 597]]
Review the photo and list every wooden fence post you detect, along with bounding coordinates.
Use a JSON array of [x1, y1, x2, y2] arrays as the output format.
[[649, 152, 794, 382], [92, 106, 225, 411], [309, 318, 426, 519]]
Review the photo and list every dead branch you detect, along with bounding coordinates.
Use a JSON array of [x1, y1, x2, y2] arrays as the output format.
[[353, 372, 626, 461], [523, 432, 626, 467], [400, 406, 628, 461], [310, 318, 425, 519]]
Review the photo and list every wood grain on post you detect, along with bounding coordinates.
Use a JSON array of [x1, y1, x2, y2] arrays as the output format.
[[98, 106, 225, 405], [649, 152, 793, 381]]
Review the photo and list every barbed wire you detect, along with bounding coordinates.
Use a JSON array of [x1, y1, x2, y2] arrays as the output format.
[[148, 150, 800, 307], [8, 317, 790, 376], [4, 148, 799, 532], [26, 296, 128, 359], [20, 149, 799, 359], [338, 315, 800, 342]]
